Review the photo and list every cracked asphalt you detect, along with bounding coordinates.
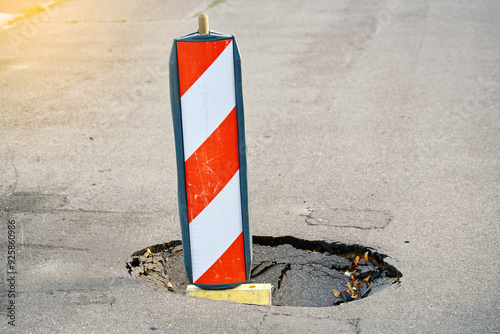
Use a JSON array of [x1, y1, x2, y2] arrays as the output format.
[[1, 0, 499, 333]]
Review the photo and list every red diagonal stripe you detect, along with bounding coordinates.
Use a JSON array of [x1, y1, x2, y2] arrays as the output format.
[[185, 107, 239, 222], [194, 232, 246, 285], [177, 39, 232, 97]]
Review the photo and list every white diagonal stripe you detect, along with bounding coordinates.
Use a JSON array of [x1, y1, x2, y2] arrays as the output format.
[[180, 40, 235, 160], [189, 171, 242, 283]]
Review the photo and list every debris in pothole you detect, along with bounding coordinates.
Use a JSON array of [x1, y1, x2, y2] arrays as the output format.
[[126, 241, 187, 294], [126, 236, 402, 307], [143, 248, 152, 257], [249, 244, 351, 307]]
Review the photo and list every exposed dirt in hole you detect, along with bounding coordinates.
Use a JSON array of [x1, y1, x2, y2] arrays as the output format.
[[126, 236, 402, 307]]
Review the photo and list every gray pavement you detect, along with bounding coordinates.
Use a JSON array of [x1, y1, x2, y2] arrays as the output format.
[[1, 0, 499, 333]]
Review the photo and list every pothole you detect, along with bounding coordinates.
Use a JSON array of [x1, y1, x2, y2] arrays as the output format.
[[126, 236, 402, 307]]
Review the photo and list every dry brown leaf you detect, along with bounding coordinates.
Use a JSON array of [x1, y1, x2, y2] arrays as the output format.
[[364, 251, 369, 262], [354, 256, 360, 266], [363, 276, 371, 282], [144, 248, 152, 257], [333, 289, 340, 298]]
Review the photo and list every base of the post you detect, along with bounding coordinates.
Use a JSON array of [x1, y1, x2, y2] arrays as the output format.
[[186, 283, 272, 305]]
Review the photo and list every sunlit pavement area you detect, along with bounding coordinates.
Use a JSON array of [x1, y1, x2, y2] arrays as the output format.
[[1, 0, 499, 332]]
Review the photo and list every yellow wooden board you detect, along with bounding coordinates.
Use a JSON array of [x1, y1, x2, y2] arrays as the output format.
[[186, 283, 272, 305]]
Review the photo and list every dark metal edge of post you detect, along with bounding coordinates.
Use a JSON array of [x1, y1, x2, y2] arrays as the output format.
[[169, 40, 193, 284]]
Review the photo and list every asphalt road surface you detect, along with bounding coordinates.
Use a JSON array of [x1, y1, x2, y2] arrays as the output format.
[[0, 0, 499, 333]]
